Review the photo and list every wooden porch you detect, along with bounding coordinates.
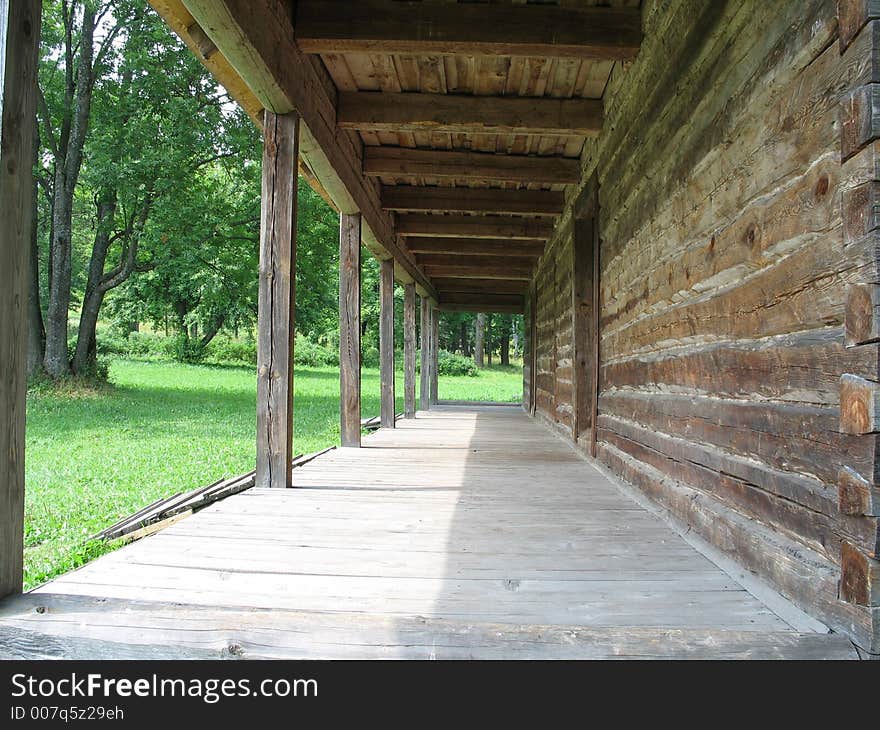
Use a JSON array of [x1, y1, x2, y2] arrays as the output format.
[[0, 406, 857, 659]]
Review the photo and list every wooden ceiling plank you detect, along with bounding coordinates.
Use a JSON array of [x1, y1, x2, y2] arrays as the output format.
[[295, 1, 642, 61], [338, 92, 602, 137], [382, 185, 564, 215], [364, 147, 581, 184]]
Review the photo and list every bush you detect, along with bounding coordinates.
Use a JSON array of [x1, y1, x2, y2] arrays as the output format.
[[295, 335, 338, 367], [437, 349, 478, 377], [361, 346, 380, 368], [208, 335, 257, 365]]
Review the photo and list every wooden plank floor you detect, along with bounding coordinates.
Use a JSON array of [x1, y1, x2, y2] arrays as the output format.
[[0, 406, 858, 659]]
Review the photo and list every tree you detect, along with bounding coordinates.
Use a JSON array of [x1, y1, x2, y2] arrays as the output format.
[[474, 313, 486, 368]]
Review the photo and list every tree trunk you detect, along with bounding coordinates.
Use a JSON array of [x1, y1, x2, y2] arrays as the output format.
[[475, 312, 485, 368], [460, 320, 467, 355], [72, 193, 117, 375], [42, 6, 98, 378], [501, 332, 510, 365], [27, 130, 45, 378]]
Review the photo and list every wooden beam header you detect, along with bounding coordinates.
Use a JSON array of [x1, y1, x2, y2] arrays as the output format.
[[382, 185, 564, 216], [437, 292, 525, 314], [364, 147, 582, 185], [430, 278, 528, 294], [339, 92, 602, 137], [397, 213, 554, 240], [295, 1, 642, 61]]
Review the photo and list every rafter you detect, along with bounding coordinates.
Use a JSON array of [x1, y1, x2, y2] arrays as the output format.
[[364, 147, 582, 185], [382, 185, 564, 216], [295, 1, 641, 61], [406, 238, 544, 257], [338, 92, 602, 137], [430, 278, 528, 294], [397, 214, 553, 240]]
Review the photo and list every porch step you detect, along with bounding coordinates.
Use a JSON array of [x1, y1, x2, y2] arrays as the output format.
[[0, 593, 859, 660]]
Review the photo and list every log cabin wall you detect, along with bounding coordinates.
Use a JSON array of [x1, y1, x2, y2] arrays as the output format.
[[527, 0, 880, 651]]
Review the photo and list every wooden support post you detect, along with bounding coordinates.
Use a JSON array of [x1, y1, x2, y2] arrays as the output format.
[[339, 213, 362, 447], [431, 306, 439, 403], [379, 258, 395, 428], [420, 297, 431, 411], [403, 283, 416, 418], [0, 0, 40, 599], [256, 111, 299, 489]]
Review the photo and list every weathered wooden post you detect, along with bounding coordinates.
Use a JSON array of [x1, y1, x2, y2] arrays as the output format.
[[379, 258, 396, 428], [403, 283, 416, 418], [256, 111, 299, 489], [0, 0, 40, 597], [339, 213, 362, 447], [420, 297, 431, 411], [431, 306, 440, 403]]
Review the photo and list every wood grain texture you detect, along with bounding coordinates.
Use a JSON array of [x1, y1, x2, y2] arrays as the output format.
[[363, 147, 582, 185], [403, 283, 416, 418], [406, 238, 544, 257], [339, 213, 362, 447], [0, 406, 855, 660], [295, 1, 642, 60], [0, 0, 40, 599], [420, 297, 431, 411], [398, 214, 553, 240], [256, 111, 298, 489], [379, 258, 396, 428], [381, 186, 564, 216], [338, 92, 603, 137]]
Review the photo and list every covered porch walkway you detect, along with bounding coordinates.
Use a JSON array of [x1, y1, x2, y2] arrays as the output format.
[[0, 406, 856, 659]]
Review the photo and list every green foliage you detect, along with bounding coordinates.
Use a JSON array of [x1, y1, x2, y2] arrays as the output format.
[[294, 335, 338, 367], [208, 335, 257, 365], [437, 349, 478, 377]]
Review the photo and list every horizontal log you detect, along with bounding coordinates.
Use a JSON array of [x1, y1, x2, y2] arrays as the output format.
[[598, 390, 877, 488], [424, 265, 532, 281], [397, 213, 553, 240], [381, 186, 564, 216], [439, 303, 525, 314], [363, 147, 582, 184], [407, 238, 544, 257], [843, 181, 880, 243], [338, 92, 603, 137], [295, 1, 641, 60], [601, 328, 878, 406], [840, 373, 880, 434], [430, 278, 527, 294]]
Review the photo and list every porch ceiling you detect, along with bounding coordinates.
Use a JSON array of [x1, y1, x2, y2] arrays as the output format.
[[152, 0, 643, 312]]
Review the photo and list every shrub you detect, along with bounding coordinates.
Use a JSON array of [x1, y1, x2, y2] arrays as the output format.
[[437, 349, 478, 377], [361, 346, 380, 368], [208, 335, 257, 365], [295, 335, 338, 367]]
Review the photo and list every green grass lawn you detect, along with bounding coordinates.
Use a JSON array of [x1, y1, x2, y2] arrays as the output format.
[[23, 357, 522, 589]]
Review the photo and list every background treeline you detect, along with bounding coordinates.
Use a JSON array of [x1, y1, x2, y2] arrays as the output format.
[[29, 1, 522, 382]]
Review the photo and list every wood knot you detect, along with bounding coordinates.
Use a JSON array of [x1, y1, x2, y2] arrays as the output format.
[[503, 578, 521, 591], [814, 174, 829, 198], [707, 236, 716, 255]]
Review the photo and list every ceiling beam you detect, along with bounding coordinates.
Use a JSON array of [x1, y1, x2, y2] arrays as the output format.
[[364, 147, 582, 185], [295, 1, 641, 61], [382, 185, 564, 216], [438, 292, 525, 314], [417, 253, 537, 270], [397, 214, 553, 240], [338, 92, 602, 137], [430, 278, 528, 294], [439, 303, 525, 314], [406, 238, 544, 257], [423, 265, 533, 281]]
